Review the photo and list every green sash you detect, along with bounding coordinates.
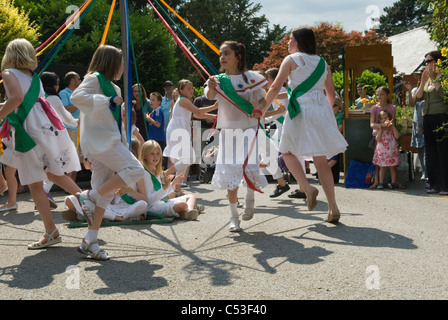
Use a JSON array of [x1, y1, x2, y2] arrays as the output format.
[[145, 168, 161, 191], [121, 193, 137, 204], [6, 73, 41, 152], [287, 57, 326, 119], [215, 73, 254, 115], [93, 72, 121, 133]]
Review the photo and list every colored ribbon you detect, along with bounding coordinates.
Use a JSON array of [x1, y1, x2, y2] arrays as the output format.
[[93, 72, 121, 134], [287, 57, 326, 119]]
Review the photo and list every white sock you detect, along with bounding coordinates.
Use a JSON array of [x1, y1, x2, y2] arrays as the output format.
[[84, 230, 100, 252], [229, 203, 239, 219], [245, 188, 255, 208]]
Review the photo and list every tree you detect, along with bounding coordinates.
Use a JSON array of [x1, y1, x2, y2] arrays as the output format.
[[375, 0, 429, 37], [0, 0, 40, 55], [254, 22, 387, 72], [13, 0, 177, 92], [164, 0, 286, 85]]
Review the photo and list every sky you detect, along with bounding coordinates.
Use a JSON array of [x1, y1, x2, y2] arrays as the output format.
[[256, 0, 398, 33]]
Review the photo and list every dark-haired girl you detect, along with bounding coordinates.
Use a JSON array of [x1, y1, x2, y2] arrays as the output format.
[[205, 41, 268, 232], [258, 27, 347, 223]]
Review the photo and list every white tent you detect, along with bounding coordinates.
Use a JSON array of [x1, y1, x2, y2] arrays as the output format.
[[387, 27, 438, 75]]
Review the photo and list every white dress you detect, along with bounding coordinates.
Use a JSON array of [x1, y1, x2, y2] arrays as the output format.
[[280, 53, 348, 158], [0, 69, 81, 185], [204, 71, 268, 191], [163, 98, 195, 164]]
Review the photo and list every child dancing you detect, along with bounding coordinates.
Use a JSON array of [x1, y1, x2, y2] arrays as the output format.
[[71, 44, 145, 260], [0, 39, 81, 248], [205, 41, 268, 231]]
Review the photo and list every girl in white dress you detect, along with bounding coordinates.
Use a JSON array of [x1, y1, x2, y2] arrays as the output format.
[[71, 45, 145, 260], [163, 79, 217, 195], [143, 140, 202, 220], [205, 41, 269, 232], [0, 39, 81, 249], [259, 28, 348, 223]]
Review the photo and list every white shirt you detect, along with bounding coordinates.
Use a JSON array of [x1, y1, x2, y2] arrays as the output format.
[[71, 74, 125, 157]]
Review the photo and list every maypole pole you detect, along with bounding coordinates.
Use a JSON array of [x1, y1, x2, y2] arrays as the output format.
[[119, 0, 133, 145]]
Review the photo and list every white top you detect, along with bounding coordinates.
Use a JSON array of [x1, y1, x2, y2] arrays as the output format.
[[71, 74, 125, 157], [46, 95, 78, 128], [205, 71, 267, 130], [163, 97, 195, 161]]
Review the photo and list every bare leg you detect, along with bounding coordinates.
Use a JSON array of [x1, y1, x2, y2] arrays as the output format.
[[28, 182, 59, 243]]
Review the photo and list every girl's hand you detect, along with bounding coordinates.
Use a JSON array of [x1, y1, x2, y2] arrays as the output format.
[[277, 103, 286, 113], [113, 96, 123, 105], [116, 186, 132, 196], [171, 174, 184, 187], [208, 76, 218, 90], [251, 108, 263, 119]]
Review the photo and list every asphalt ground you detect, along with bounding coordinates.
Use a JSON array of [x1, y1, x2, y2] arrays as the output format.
[[0, 166, 447, 311]]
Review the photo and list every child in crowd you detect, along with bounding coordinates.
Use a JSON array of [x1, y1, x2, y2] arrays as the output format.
[[0, 38, 81, 248], [71, 44, 145, 260], [372, 110, 405, 189], [205, 41, 269, 231], [40, 71, 83, 205], [141, 140, 203, 220], [146, 92, 166, 149], [369, 86, 397, 189], [163, 79, 218, 196]]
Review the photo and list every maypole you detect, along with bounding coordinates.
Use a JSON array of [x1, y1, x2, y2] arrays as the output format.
[[119, 0, 133, 146]]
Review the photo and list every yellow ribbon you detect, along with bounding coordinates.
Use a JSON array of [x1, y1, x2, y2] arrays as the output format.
[[101, 0, 117, 45], [36, 0, 94, 57], [158, 0, 220, 55]]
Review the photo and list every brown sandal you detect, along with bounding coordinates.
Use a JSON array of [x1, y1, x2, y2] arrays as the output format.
[[305, 186, 319, 211]]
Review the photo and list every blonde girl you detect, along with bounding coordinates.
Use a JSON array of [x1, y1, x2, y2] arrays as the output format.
[[71, 44, 145, 260], [0, 39, 81, 248], [141, 140, 202, 220]]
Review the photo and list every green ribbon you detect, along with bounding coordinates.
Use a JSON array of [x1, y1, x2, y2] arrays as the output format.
[[215, 74, 254, 115], [287, 57, 326, 120], [144, 168, 161, 191], [121, 193, 137, 204], [6, 73, 41, 152], [93, 72, 121, 133]]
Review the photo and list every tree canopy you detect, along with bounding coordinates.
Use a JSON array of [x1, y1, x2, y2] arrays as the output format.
[[0, 0, 40, 55], [254, 22, 387, 72]]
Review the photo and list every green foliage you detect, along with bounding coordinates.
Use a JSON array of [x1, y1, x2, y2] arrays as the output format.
[[332, 70, 345, 96], [13, 0, 177, 92], [375, 0, 429, 37], [0, 0, 40, 55], [356, 70, 388, 96], [173, 0, 286, 85], [332, 69, 387, 98]]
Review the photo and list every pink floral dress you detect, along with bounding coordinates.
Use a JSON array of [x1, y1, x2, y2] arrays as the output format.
[[372, 127, 401, 167]]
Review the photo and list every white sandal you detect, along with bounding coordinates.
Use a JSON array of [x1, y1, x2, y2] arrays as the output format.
[[77, 239, 110, 261], [28, 229, 62, 250]]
